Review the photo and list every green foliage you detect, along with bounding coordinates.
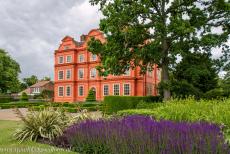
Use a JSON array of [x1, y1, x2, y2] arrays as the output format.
[[172, 52, 218, 95], [20, 92, 28, 101], [89, 0, 229, 99], [13, 107, 72, 142], [86, 89, 96, 102], [0, 102, 45, 109], [0, 95, 13, 103], [41, 89, 54, 99], [118, 98, 230, 142], [204, 88, 225, 100], [0, 49, 21, 93], [22, 75, 38, 87], [103, 96, 162, 114]]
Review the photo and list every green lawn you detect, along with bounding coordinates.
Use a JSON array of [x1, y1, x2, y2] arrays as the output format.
[[0, 120, 75, 154]]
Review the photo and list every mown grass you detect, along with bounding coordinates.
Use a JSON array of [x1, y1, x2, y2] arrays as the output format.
[[0, 120, 75, 154]]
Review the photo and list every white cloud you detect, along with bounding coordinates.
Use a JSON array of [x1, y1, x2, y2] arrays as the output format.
[[0, 0, 101, 79]]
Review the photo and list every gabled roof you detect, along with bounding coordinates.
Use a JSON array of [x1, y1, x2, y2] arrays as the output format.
[[61, 36, 73, 42], [30, 81, 52, 88]]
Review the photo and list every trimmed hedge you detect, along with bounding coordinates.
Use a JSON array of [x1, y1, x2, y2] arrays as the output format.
[[103, 96, 162, 114], [0, 96, 13, 103], [0, 102, 46, 109]]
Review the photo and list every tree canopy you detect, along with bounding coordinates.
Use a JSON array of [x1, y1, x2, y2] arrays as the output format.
[[88, 0, 230, 100], [23, 75, 38, 87], [170, 52, 218, 98], [0, 49, 21, 93]]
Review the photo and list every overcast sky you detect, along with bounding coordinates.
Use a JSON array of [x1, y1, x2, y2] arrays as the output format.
[[0, 0, 228, 80], [0, 0, 101, 79]]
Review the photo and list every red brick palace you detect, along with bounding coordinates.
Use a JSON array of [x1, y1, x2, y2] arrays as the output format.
[[54, 29, 161, 102]]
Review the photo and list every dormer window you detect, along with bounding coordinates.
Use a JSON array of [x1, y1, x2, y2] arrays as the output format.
[[64, 46, 69, 50]]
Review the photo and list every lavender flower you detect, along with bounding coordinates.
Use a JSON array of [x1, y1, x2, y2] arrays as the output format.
[[54, 115, 230, 154]]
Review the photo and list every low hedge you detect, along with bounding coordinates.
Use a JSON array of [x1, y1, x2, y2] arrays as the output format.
[[0, 102, 46, 109], [117, 109, 154, 116], [103, 96, 162, 114], [0, 96, 13, 103]]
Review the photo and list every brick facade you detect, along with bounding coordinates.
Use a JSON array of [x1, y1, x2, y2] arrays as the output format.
[[54, 29, 161, 102]]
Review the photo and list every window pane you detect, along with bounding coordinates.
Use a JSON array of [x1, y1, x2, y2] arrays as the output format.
[[103, 85, 109, 96], [90, 68, 96, 78], [113, 84, 120, 95], [124, 84, 130, 96], [58, 57, 64, 64], [66, 70, 71, 79], [91, 54, 97, 61], [58, 87, 64, 96], [78, 69, 84, 79], [79, 86, 84, 96], [58, 71, 64, 80], [79, 54, 84, 62], [67, 56, 72, 63], [66, 86, 71, 96]]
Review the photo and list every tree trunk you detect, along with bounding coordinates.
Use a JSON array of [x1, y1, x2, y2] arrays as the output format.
[[161, 62, 171, 100]]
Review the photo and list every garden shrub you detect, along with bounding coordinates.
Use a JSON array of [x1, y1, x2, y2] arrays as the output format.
[[103, 96, 161, 114], [54, 116, 230, 154], [20, 92, 28, 101], [86, 89, 96, 102], [14, 107, 74, 142], [204, 88, 225, 100], [0, 95, 13, 103]]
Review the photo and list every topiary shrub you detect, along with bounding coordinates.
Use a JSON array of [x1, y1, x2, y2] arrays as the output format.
[[86, 89, 96, 102], [20, 92, 28, 101]]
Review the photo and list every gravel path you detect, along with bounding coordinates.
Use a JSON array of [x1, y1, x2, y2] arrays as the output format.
[[0, 108, 28, 121], [0, 108, 102, 121]]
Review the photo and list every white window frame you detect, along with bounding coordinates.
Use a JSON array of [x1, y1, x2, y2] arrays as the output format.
[[123, 83, 131, 96], [66, 85, 71, 97], [66, 69, 72, 79], [78, 54, 84, 63], [78, 68, 84, 79], [113, 83, 120, 96], [91, 54, 97, 61], [78, 85, 84, 96], [66, 55, 72, 63], [58, 56, 64, 64], [103, 84, 109, 96], [58, 70, 64, 80], [58, 86, 64, 97], [90, 68, 97, 79]]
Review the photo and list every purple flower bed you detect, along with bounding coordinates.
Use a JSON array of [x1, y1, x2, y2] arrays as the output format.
[[54, 116, 230, 154]]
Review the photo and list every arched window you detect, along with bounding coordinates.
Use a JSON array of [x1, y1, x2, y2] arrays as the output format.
[[90, 68, 97, 78]]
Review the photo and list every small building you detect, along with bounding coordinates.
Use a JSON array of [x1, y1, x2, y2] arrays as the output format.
[[19, 81, 54, 96], [54, 29, 161, 102]]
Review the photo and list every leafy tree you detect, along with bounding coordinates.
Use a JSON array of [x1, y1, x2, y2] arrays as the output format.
[[41, 77, 51, 81], [86, 89, 96, 102], [23, 75, 38, 87], [220, 72, 230, 97], [89, 0, 229, 100], [0, 49, 21, 93], [173, 52, 218, 94], [41, 90, 54, 100]]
